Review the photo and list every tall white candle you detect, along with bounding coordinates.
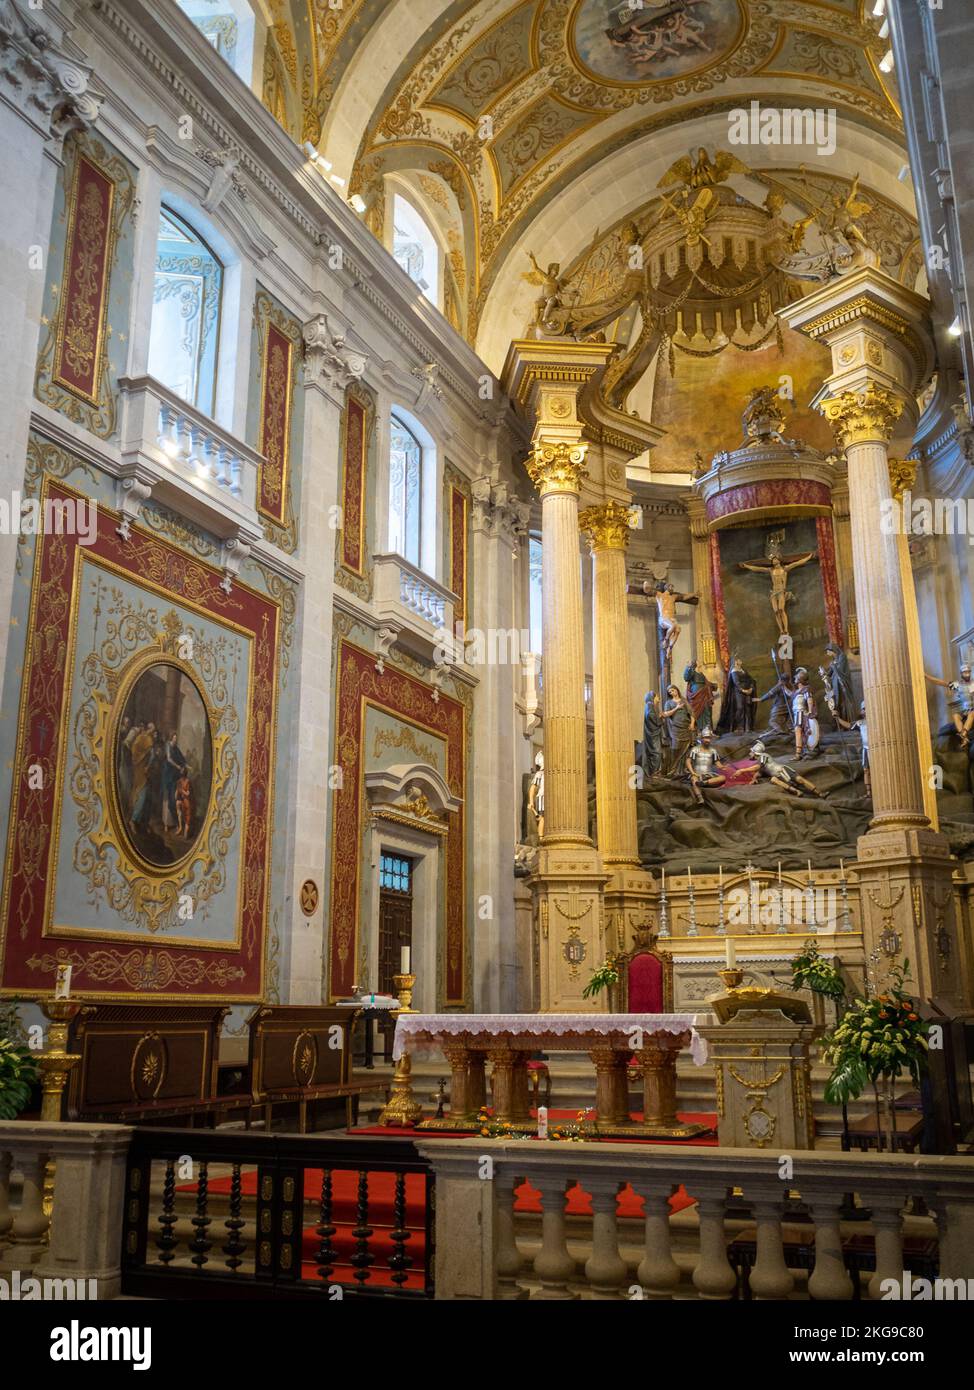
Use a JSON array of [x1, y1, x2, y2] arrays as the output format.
[[718, 864, 723, 888], [400, 945, 411, 974], [778, 861, 782, 885], [725, 937, 736, 967], [807, 859, 812, 879], [840, 858, 845, 879], [661, 866, 665, 891], [54, 963, 72, 1000], [687, 865, 693, 888]]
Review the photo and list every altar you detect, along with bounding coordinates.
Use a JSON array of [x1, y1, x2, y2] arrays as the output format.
[[393, 1012, 711, 1138]]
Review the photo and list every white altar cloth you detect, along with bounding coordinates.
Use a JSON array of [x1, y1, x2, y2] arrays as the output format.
[[392, 1013, 710, 1065]]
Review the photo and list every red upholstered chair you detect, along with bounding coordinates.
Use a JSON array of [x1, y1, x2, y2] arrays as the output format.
[[615, 926, 674, 1014]]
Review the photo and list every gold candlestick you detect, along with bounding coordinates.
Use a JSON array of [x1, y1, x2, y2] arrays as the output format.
[[392, 972, 416, 1013], [717, 967, 744, 991], [377, 975, 421, 1126], [38, 997, 82, 1123]]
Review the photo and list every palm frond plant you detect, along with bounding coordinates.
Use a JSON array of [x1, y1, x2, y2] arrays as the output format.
[[582, 960, 619, 1000], [790, 940, 846, 1003]]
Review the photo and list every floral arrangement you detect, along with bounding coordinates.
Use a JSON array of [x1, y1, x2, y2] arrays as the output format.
[[582, 961, 620, 1000], [791, 940, 846, 1002], [821, 960, 930, 1105], [549, 1109, 593, 1142]]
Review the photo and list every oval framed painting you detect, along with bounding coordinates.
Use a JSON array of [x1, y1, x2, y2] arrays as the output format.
[[570, 0, 744, 87], [112, 659, 214, 871]]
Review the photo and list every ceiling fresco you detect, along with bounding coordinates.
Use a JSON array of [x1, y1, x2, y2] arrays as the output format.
[[264, 2, 914, 453]]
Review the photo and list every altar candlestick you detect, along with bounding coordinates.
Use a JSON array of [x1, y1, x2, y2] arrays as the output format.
[[725, 937, 736, 967]]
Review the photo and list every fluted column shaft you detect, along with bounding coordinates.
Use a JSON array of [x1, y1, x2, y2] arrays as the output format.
[[824, 389, 928, 830], [529, 444, 591, 844], [582, 503, 639, 864]]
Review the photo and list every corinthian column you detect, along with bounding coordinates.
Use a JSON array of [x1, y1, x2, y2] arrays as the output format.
[[782, 267, 966, 1007], [820, 386, 927, 831], [579, 501, 639, 865], [526, 440, 591, 845]]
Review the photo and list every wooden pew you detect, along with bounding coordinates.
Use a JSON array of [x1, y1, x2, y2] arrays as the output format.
[[64, 1003, 241, 1125], [246, 1004, 370, 1132]]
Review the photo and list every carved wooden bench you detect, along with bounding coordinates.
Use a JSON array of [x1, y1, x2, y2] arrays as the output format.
[[246, 1004, 371, 1132]]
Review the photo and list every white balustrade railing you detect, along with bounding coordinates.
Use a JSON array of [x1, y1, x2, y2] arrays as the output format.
[[399, 567, 446, 627], [373, 553, 459, 661], [119, 375, 260, 518], [418, 1138, 974, 1301]]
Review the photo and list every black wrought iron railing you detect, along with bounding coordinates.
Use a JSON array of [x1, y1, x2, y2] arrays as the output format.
[[121, 1128, 435, 1299]]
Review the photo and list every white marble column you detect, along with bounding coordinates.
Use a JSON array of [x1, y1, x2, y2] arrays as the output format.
[[282, 315, 367, 1001]]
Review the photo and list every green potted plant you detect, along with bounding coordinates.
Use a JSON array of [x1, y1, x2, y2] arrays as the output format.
[[821, 960, 930, 1150], [0, 1003, 38, 1120]]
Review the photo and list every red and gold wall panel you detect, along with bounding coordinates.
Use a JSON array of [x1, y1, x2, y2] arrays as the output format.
[[340, 390, 368, 575], [0, 480, 281, 1001], [330, 640, 466, 1004], [449, 485, 467, 627], [52, 153, 116, 405], [257, 321, 296, 526]]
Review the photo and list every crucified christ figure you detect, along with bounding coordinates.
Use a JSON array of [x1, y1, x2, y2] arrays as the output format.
[[738, 542, 814, 637], [626, 578, 699, 656]]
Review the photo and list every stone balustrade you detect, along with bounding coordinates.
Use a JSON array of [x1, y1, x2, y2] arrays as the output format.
[[373, 552, 460, 663], [418, 1137, 974, 1301], [0, 1121, 132, 1299], [118, 374, 262, 523]]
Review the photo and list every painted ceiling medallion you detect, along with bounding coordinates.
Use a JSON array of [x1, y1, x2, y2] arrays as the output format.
[[570, 0, 744, 85]]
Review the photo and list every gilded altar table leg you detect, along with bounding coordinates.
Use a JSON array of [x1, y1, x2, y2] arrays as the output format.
[[489, 1046, 532, 1126], [443, 1041, 473, 1121], [590, 1045, 630, 1129], [639, 1031, 708, 1139], [468, 1049, 487, 1114]]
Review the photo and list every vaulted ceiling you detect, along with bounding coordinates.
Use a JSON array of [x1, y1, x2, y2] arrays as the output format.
[[274, 2, 920, 451]]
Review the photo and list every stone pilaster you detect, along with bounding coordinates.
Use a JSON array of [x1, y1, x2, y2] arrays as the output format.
[[469, 473, 524, 1010], [0, 0, 103, 686], [283, 315, 367, 1002]]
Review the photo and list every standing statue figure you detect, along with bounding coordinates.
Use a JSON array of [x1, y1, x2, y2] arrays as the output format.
[[660, 683, 694, 775], [639, 691, 663, 779], [926, 663, 974, 748], [739, 535, 815, 637], [524, 253, 572, 333], [684, 658, 716, 726], [527, 751, 545, 839], [686, 729, 726, 806], [820, 642, 855, 725], [834, 700, 870, 798], [792, 668, 821, 760], [750, 741, 826, 799], [716, 654, 757, 735]]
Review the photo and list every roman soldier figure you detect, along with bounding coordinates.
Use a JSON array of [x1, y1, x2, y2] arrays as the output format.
[[792, 668, 821, 759], [926, 663, 974, 747], [686, 729, 726, 805], [749, 740, 826, 799]]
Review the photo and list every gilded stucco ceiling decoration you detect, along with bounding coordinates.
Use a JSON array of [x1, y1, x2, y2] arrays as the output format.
[[325, 0, 899, 346]]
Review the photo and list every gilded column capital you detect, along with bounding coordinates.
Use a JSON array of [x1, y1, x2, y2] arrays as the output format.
[[820, 385, 904, 449], [526, 440, 588, 497], [579, 500, 633, 552], [887, 457, 918, 502]]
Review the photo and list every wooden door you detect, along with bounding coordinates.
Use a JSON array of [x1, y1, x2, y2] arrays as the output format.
[[378, 853, 413, 996]]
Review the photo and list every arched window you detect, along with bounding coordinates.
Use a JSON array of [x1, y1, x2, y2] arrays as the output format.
[[175, 1, 257, 86], [148, 207, 223, 415], [392, 194, 440, 309], [389, 414, 423, 568]]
